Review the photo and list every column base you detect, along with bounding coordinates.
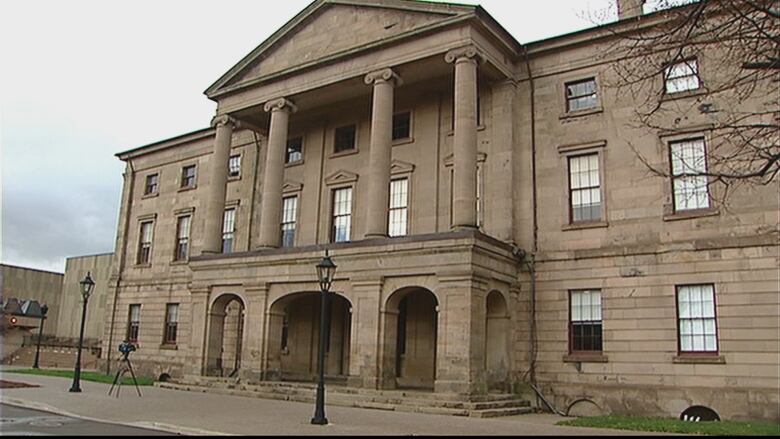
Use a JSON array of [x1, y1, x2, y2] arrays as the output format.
[[364, 233, 388, 240]]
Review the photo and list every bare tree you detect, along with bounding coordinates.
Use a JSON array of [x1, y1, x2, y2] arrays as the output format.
[[604, 0, 779, 204]]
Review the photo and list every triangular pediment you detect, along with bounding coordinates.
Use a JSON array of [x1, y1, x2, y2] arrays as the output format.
[[207, 0, 473, 96], [325, 169, 359, 186], [283, 180, 304, 193], [390, 159, 415, 175]]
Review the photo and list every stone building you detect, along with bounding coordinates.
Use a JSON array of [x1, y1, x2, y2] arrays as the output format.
[[103, 0, 779, 421], [1, 264, 64, 337], [56, 253, 114, 343]]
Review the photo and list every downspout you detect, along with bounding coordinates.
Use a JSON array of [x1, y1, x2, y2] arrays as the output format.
[[106, 159, 136, 375], [522, 46, 567, 417]]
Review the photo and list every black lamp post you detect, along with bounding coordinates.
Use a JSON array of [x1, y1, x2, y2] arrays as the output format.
[[311, 251, 337, 426], [69, 272, 95, 393], [32, 304, 49, 369]]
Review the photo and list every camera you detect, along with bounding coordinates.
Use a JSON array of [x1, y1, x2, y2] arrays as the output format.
[[118, 340, 137, 359]]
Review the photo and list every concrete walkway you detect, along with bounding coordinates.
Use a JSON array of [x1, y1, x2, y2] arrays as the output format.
[[0, 372, 660, 436]]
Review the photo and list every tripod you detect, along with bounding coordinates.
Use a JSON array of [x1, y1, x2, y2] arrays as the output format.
[[108, 354, 142, 398]]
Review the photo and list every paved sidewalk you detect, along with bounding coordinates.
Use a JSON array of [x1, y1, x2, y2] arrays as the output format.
[[0, 372, 659, 436]]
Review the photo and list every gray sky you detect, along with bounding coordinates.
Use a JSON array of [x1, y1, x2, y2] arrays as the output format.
[[1, 0, 663, 273]]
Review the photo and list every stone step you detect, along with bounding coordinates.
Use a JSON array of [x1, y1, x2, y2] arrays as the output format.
[[469, 406, 535, 418], [156, 381, 533, 418]]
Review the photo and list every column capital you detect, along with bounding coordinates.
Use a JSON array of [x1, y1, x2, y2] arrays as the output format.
[[364, 68, 402, 87], [211, 114, 238, 129], [263, 97, 298, 114], [445, 45, 483, 65]]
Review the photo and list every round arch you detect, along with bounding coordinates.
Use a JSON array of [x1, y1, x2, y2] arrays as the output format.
[[485, 290, 510, 391], [381, 286, 439, 390], [205, 293, 246, 377], [266, 290, 353, 382]]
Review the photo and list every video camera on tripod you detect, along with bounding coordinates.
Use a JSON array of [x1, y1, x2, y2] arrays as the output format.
[[118, 340, 137, 359], [109, 340, 142, 398]]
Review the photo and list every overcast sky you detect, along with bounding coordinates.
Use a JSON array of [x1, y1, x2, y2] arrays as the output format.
[[1, 0, 668, 273]]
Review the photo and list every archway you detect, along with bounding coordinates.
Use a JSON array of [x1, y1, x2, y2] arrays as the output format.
[[485, 290, 510, 391], [206, 294, 245, 377], [382, 287, 438, 390], [268, 292, 352, 382]]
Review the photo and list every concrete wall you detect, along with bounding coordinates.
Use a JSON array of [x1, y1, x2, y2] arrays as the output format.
[[0, 264, 63, 337], [57, 253, 113, 342]]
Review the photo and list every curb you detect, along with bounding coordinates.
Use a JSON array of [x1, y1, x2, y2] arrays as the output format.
[[0, 397, 232, 436]]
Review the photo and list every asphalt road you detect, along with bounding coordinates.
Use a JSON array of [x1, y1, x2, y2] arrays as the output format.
[[0, 404, 176, 436]]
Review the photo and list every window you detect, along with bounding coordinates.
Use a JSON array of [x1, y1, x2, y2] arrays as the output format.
[[281, 196, 298, 248], [569, 154, 602, 222], [570, 290, 603, 352], [174, 215, 191, 261], [665, 59, 700, 94], [677, 285, 718, 354], [164, 303, 179, 345], [286, 137, 303, 164], [144, 174, 159, 196], [228, 155, 241, 178], [334, 125, 356, 153], [566, 78, 598, 112], [671, 138, 710, 211], [137, 221, 154, 265], [331, 187, 352, 243], [181, 165, 197, 189], [389, 178, 409, 237], [392, 112, 411, 141], [127, 304, 141, 343], [222, 208, 236, 254]]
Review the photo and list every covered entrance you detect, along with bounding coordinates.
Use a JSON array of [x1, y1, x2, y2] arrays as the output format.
[[267, 292, 352, 382], [382, 287, 438, 390], [206, 294, 245, 377]]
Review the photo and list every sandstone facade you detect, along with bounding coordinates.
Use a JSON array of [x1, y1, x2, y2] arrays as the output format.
[[103, 0, 780, 421]]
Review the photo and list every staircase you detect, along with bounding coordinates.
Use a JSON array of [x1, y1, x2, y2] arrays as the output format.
[[157, 376, 533, 418]]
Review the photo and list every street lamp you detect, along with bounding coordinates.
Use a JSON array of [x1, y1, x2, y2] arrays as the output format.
[[311, 251, 337, 426], [69, 272, 95, 393], [32, 304, 49, 369]]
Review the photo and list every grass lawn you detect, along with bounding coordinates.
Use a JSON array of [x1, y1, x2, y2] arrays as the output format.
[[558, 415, 780, 436], [5, 369, 155, 386]]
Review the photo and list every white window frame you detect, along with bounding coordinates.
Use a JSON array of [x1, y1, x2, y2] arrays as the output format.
[[677, 284, 719, 354], [388, 178, 409, 237], [331, 187, 353, 243], [222, 208, 236, 254], [665, 59, 701, 94], [670, 137, 711, 212], [281, 195, 298, 248]]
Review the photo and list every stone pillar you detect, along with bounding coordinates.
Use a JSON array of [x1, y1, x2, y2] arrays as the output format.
[[364, 68, 401, 239], [348, 278, 383, 388], [187, 287, 211, 376], [258, 98, 297, 249], [435, 271, 488, 395], [203, 115, 236, 254], [446, 47, 481, 231], [240, 284, 268, 382]]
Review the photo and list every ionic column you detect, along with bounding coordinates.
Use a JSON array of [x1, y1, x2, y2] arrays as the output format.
[[364, 68, 402, 239], [258, 98, 297, 249], [203, 115, 236, 254], [445, 47, 481, 230]]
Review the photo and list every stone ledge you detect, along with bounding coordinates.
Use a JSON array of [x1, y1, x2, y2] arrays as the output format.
[[673, 355, 725, 364]]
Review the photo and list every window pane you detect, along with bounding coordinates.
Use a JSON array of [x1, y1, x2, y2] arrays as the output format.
[[332, 188, 352, 242], [392, 112, 411, 141], [334, 125, 356, 153], [286, 137, 303, 163]]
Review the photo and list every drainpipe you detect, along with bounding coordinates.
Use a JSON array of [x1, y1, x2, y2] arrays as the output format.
[[522, 46, 568, 417], [106, 159, 136, 375]]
